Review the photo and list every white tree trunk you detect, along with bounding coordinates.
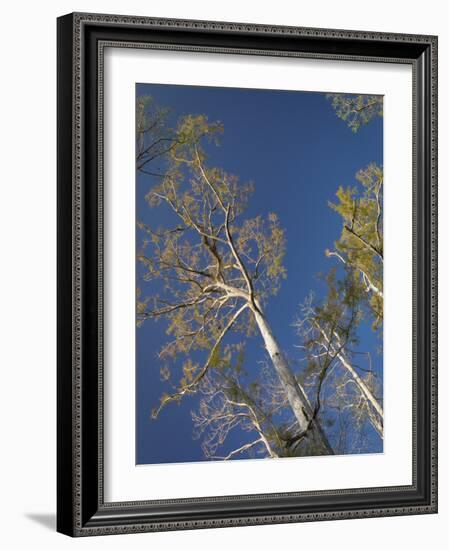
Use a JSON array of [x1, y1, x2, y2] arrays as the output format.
[[253, 308, 334, 455], [318, 327, 384, 438], [326, 250, 383, 298], [336, 348, 384, 437]]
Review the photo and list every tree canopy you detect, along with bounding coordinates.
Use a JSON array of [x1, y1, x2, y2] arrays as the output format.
[[326, 162, 383, 329], [137, 99, 289, 416], [326, 94, 383, 133], [136, 91, 384, 461]]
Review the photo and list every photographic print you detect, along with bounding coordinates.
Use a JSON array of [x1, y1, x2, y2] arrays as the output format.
[[57, 15, 437, 534], [135, 83, 384, 465]]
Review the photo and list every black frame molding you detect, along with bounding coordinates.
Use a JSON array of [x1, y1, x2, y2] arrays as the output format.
[[57, 12, 438, 537]]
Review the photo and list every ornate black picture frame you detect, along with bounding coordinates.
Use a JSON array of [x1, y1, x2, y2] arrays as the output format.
[[57, 12, 438, 536]]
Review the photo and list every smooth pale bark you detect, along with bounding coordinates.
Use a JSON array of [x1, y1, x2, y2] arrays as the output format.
[[337, 348, 384, 437], [253, 307, 334, 455], [318, 326, 384, 438], [327, 250, 383, 299], [227, 398, 280, 458], [361, 271, 383, 299]]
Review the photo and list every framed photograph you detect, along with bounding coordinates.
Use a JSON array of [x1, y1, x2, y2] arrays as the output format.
[[57, 12, 438, 536]]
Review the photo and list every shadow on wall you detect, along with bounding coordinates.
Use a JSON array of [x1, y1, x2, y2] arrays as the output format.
[[25, 513, 56, 531]]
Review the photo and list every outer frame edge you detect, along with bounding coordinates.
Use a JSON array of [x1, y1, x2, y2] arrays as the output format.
[[58, 11, 438, 537]]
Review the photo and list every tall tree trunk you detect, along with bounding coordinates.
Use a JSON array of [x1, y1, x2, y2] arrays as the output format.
[[318, 326, 383, 438], [252, 307, 334, 455], [334, 347, 384, 437]]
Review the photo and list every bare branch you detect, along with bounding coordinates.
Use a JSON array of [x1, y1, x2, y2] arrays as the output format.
[[152, 303, 249, 418], [343, 225, 383, 261]]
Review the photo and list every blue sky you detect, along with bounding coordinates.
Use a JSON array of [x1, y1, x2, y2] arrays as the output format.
[[135, 83, 383, 464]]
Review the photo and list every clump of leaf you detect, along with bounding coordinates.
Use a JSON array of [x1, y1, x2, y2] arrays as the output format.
[[326, 93, 383, 133], [327, 163, 383, 329], [135, 97, 288, 420]]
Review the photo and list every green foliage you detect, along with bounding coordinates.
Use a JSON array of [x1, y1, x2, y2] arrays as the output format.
[[192, 357, 297, 459], [136, 95, 176, 175], [299, 270, 363, 380], [292, 162, 385, 449], [138, 94, 384, 459], [136, 95, 288, 418], [236, 212, 287, 296], [326, 93, 383, 133], [328, 162, 383, 329], [295, 269, 382, 452]]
